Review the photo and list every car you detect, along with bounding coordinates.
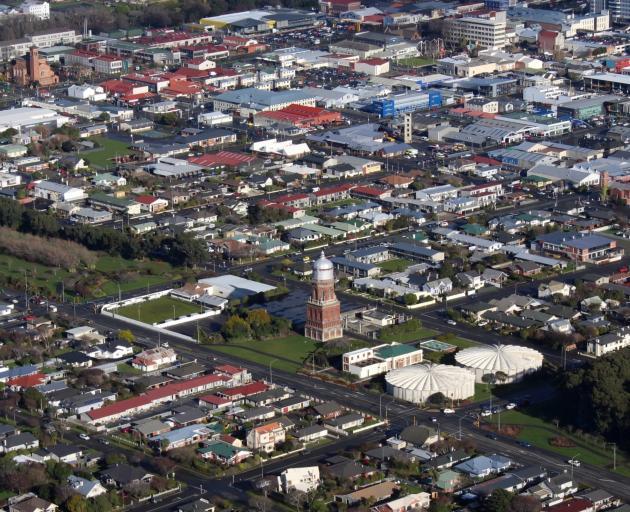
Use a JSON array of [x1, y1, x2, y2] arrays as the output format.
[[492, 407, 501, 414], [486, 433, 498, 440], [48, 305, 57, 313], [567, 459, 580, 467], [99, 439, 110, 445], [446, 320, 457, 326], [517, 441, 532, 448], [481, 410, 492, 417], [431, 417, 438, 422], [442, 408, 455, 414], [505, 403, 516, 410], [79, 434, 90, 441]]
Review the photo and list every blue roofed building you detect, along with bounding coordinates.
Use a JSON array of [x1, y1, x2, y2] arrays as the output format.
[[534, 231, 621, 263], [455, 453, 511, 478], [151, 424, 214, 451]]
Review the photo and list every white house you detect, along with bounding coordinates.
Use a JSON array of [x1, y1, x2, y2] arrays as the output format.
[[422, 278, 453, 297], [20, 1, 49, 19], [278, 466, 320, 493], [131, 347, 177, 372], [67, 476, 107, 498], [33, 181, 85, 203], [538, 280, 576, 299], [587, 327, 630, 357], [68, 85, 107, 102]]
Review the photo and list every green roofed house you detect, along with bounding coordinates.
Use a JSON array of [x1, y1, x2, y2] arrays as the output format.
[[521, 175, 552, 188], [305, 223, 345, 238], [0, 144, 28, 159], [462, 223, 488, 236], [197, 440, 252, 465], [342, 342, 424, 379], [275, 215, 319, 230], [435, 469, 460, 492], [89, 192, 141, 215]]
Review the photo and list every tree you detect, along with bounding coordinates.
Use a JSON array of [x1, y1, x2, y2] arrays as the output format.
[[222, 315, 251, 341], [485, 490, 513, 512], [427, 392, 446, 407], [246, 309, 273, 338], [510, 495, 541, 512], [404, 293, 418, 306], [429, 495, 452, 512], [118, 329, 135, 343], [248, 494, 273, 512], [66, 494, 89, 512]]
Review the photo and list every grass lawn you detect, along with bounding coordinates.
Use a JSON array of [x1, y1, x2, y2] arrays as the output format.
[[472, 383, 494, 403], [117, 363, 142, 376], [0, 253, 70, 297], [441, 336, 478, 349], [87, 136, 135, 169], [397, 57, 435, 68], [380, 326, 437, 343], [211, 334, 320, 373], [485, 405, 629, 474], [377, 258, 414, 273], [116, 296, 202, 324]]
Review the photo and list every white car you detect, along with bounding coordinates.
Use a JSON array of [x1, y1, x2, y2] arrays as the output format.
[[567, 459, 580, 467], [447, 320, 457, 326], [442, 408, 455, 414], [481, 410, 492, 417], [505, 403, 517, 410], [79, 433, 90, 441]]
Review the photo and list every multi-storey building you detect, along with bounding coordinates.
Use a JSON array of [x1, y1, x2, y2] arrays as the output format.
[[305, 252, 343, 342], [444, 11, 507, 50]]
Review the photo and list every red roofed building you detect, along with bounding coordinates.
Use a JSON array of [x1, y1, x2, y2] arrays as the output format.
[[255, 104, 341, 129], [473, 155, 501, 166], [101, 79, 149, 96], [66, 50, 124, 75], [217, 381, 268, 401], [161, 80, 204, 100], [134, 195, 169, 213], [7, 373, 46, 391], [354, 58, 390, 76], [122, 72, 170, 92], [312, 183, 355, 204], [350, 186, 393, 200], [189, 151, 257, 170], [223, 36, 267, 54], [186, 58, 216, 71], [214, 364, 250, 385], [272, 192, 311, 208], [319, 0, 361, 15], [198, 394, 233, 410], [85, 373, 229, 424], [547, 499, 594, 512]]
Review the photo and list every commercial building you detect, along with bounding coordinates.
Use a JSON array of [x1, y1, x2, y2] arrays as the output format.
[[343, 343, 423, 379], [0, 28, 80, 61], [535, 231, 621, 263], [507, 7, 610, 37], [444, 11, 507, 50], [212, 88, 318, 114], [369, 90, 442, 117], [254, 104, 341, 129], [0, 107, 68, 132]]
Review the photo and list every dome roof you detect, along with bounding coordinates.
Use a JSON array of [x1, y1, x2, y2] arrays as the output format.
[[454, 344, 543, 374], [385, 363, 474, 393], [313, 251, 333, 271]]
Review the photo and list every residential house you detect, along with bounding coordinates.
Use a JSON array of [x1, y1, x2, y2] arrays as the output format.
[[294, 425, 328, 443], [335, 481, 398, 507], [46, 444, 83, 465], [323, 455, 376, 481], [8, 495, 57, 512], [538, 280, 576, 298], [454, 453, 511, 478], [246, 421, 285, 452], [131, 347, 177, 372], [152, 424, 213, 451], [278, 466, 320, 493], [198, 440, 252, 465], [372, 492, 431, 512], [423, 277, 453, 297], [313, 401, 344, 420], [326, 413, 364, 431], [587, 327, 630, 357], [67, 476, 107, 498], [99, 464, 153, 488], [2, 432, 39, 453]]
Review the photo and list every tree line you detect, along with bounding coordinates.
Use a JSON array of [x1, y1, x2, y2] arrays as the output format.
[[562, 347, 630, 451], [0, 198, 206, 267]]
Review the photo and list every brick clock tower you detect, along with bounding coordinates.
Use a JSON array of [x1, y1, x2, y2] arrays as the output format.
[[305, 252, 343, 342]]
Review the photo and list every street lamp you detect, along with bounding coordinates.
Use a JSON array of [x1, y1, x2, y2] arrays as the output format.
[[269, 358, 278, 385], [606, 443, 617, 470]]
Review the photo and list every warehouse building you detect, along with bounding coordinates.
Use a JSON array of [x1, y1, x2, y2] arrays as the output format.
[[212, 88, 318, 114]]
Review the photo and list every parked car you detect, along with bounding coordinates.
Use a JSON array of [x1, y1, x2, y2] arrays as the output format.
[[517, 440, 532, 448], [79, 433, 90, 441], [442, 408, 455, 414], [447, 320, 457, 326], [505, 402, 516, 410], [481, 410, 492, 417]]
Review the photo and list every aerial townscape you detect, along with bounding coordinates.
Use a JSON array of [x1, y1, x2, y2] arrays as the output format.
[[0, 0, 629, 510]]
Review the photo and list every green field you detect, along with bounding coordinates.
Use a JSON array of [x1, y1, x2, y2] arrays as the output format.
[[0, 252, 178, 300], [377, 258, 414, 273], [116, 296, 202, 324], [379, 325, 437, 343], [486, 405, 629, 474], [397, 57, 435, 68], [86, 136, 135, 169], [211, 335, 320, 373]]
